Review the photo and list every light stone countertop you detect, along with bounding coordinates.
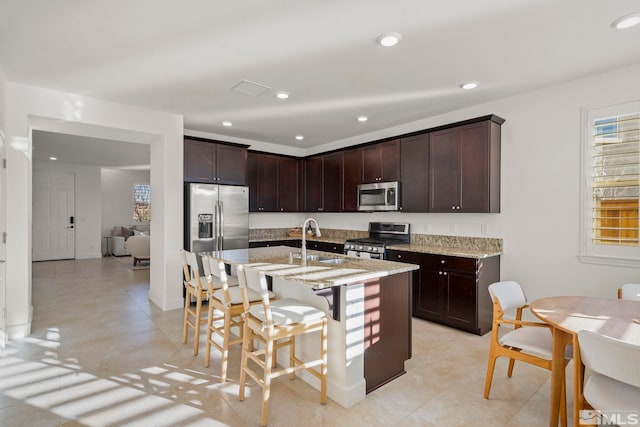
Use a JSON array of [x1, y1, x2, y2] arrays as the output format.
[[386, 243, 502, 259], [249, 228, 503, 259], [203, 246, 418, 290]]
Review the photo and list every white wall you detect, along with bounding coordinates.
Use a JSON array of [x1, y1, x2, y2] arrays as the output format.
[[5, 82, 184, 339], [250, 63, 640, 301], [33, 161, 102, 259], [101, 168, 150, 236]]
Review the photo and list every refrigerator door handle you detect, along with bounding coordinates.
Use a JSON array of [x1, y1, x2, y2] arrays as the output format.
[[215, 201, 220, 251], [219, 200, 224, 251]]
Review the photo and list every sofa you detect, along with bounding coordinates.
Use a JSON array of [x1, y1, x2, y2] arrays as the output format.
[[126, 235, 151, 266], [110, 225, 150, 257]]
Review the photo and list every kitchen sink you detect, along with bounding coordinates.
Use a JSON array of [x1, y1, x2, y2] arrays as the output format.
[[297, 254, 348, 264]]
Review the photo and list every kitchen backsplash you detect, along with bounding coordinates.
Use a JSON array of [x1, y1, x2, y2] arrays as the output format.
[[411, 233, 502, 253], [249, 228, 367, 241]]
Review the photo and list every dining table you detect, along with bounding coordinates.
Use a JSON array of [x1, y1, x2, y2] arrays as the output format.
[[530, 296, 640, 427]]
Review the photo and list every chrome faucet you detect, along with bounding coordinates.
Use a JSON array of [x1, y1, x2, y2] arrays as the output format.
[[301, 218, 322, 266]]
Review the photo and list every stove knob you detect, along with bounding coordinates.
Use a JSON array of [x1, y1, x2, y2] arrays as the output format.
[[357, 245, 364, 251], [367, 246, 373, 252]]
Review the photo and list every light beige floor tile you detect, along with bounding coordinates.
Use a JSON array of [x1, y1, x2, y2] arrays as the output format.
[[1, 258, 561, 426]]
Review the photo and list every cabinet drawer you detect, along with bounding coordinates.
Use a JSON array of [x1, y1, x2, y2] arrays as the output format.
[[422, 254, 477, 272]]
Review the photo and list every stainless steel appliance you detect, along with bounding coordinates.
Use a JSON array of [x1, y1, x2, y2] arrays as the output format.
[[344, 222, 410, 259], [357, 181, 400, 211], [184, 183, 249, 253]]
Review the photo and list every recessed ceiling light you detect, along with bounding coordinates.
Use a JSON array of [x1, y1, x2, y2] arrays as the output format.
[[460, 81, 479, 90], [377, 32, 402, 47], [357, 116, 368, 122], [49, 157, 57, 161], [222, 121, 233, 127], [295, 135, 304, 141], [612, 13, 640, 29], [275, 91, 290, 100]]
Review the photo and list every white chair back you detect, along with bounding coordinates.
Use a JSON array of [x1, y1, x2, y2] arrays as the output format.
[[578, 330, 640, 389], [620, 283, 640, 301], [241, 266, 274, 324], [488, 281, 526, 311], [184, 250, 200, 277]]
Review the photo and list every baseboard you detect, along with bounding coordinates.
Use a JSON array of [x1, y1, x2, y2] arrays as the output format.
[[76, 251, 103, 260]]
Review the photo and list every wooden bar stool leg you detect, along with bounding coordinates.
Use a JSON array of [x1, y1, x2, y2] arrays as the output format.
[[238, 322, 250, 402], [204, 303, 213, 368], [289, 336, 296, 379], [320, 319, 328, 404], [262, 338, 275, 427], [182, 288, 190, 344], [220, 310, 232, 382], [193, 291, 203, 355]]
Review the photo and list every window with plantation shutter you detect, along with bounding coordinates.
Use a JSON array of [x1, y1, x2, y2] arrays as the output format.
[[580, 101, 640, 267]]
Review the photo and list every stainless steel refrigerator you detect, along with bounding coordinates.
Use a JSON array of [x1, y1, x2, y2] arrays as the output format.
[[184, 183, 249, 253]]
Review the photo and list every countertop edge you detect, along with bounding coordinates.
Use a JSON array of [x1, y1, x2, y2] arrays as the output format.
[[249, 237, 502, 259]]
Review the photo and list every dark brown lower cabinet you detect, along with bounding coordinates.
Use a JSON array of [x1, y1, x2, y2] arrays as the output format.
[[387, 250, 499, 335], [248, 239, 343, 253], [248, 240, 300, 249], [305, 240, 344, 254], [363, 272, 411, 392]]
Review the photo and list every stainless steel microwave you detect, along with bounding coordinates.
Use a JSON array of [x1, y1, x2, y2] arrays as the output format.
[[357, 181, 400, 211]]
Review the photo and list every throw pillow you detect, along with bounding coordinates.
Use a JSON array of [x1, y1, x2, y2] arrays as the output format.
[[121, 226, 134, 239]]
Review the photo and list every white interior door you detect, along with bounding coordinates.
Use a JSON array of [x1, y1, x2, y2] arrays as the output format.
[[33, 171, 76, 261]]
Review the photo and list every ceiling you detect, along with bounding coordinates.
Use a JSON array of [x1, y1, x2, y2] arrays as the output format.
[[32, 131, 150, 169], [3, 0, 640, 158]]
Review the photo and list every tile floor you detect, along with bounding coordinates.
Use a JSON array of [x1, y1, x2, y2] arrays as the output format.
[[0, 257, 566, 426]]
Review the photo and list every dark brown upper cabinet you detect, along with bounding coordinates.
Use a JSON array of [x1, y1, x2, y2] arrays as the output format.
[[248, 152, 301, 212], [304, 156, 324, 212], [323, 152, 343, 212], [362, 140, 400, 183], [277, 156, 302, 212], [429, 118, 502, 213], [304, 153, 343, 212], [248, 152, 278, 212], [400, 133, 429, 212], [342, 147, 363, 212], [184, 138, 247, 185]]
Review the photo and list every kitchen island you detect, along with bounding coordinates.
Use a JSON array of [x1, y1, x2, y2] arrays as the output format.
[[204, 246, 418, 408]]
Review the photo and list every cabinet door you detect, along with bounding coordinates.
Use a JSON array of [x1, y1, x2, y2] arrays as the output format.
[[443, 270, 478, 332], [259, 154, 279, 212], [216, 144, 247, 185], [362, 145, 382, 183], [278, 157, 301, 212], [184, 140, 215, 182], [247, 152, 260, 212], [304, 156, 324, 211], [342, 148, 362, 212], [380, 140, 400, 181], [416, 266, 445, 321], [323, 152, 342, 212], [429, 128, 460, 212], [400, 134, 429, 212], [459, 122, 490, 212]]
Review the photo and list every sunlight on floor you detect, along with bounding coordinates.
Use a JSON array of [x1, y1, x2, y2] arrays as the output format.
[[0, 334, 240, 426]]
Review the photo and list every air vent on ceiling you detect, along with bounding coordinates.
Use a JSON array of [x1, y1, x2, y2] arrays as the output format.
[[230, 80, 271, 97]]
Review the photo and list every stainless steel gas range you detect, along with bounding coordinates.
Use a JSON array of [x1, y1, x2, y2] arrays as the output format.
[[344, 222, 410, 259]]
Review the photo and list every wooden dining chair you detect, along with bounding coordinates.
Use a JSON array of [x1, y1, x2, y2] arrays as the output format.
[[617, 283, 640, 301], [202, 255, 269, 382], [237, 265, 328, 427], [483, 281, 571, 426], [181, 249, 212, 356]]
